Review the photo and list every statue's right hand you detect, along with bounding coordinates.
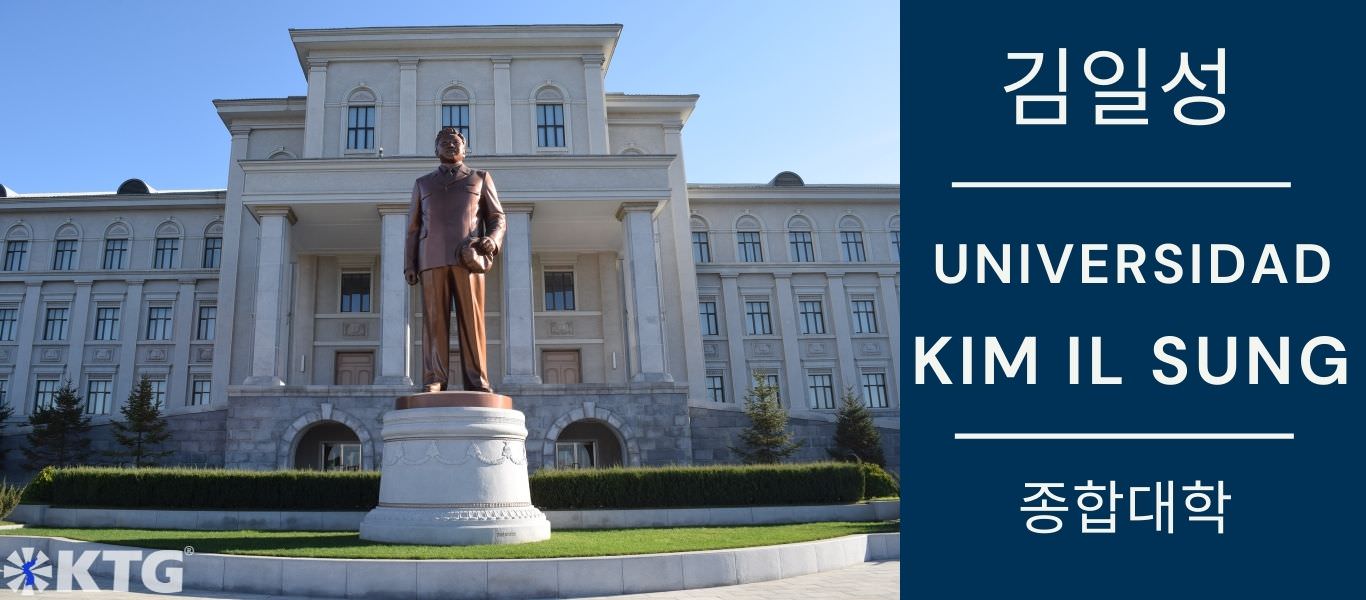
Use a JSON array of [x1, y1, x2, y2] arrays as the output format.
[[404, 271, 419, 286]]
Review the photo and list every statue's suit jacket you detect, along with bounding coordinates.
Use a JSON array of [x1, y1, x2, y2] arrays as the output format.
[[404, 163, 507, 275]]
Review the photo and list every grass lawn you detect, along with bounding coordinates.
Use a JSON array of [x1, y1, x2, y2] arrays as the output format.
[[1, 521, 898, 560]]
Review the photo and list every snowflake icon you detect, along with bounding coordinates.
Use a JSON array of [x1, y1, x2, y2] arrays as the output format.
[[3, 548, 51, 595]]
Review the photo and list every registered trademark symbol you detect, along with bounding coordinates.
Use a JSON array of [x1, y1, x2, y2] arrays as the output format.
[[184, 546, 195, 555]]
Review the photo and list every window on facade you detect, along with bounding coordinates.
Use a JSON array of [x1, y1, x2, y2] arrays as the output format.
[[85, 380, 112, 415], [202, 237, 222, 268], [441, 103, 470, 143], [705, 374, 727, 403], [94, 307, 120, 341], [536, 103, 566, 147], [807, 373, 836, 409], [852, 299, 879, 334], [148, 378, 166, 409], [43, 307, 69, 341], [0, 308, 15, 341], [153, 238, 179, 269], [0, 379, 7, 410], [103, 239, 128, 270], [146, 306, 173, 340], [52, 239, 78, 270], [197, 306, 217, 340], [861, 372, 889, 408], [190, 379, 212, 406], [698, 301, 719, 336], [33, 379, 58, 411], [799, 300, 826, 334], [744, 301, 772, 335], [323, 442, 362, 471], [890, 230, 900, 258], [555, 441, 596, 469], [841, 231, 867, 262], [789, 231, 815, 262], [759, 373, 782, 404], [347, 105, 376, 150], [737, 231, 763, 262], [691, 231, 711, 263], [340, 273, 371, 313], [3, 241, 28, 271], [544, 271, 575, 311]]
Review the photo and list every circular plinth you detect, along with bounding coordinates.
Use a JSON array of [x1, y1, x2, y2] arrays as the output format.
[[395, 390, 513, 410]]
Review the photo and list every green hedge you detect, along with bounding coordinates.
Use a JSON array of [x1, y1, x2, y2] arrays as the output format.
[[25, 462, 886, 511], [861, 463, 900, 498]]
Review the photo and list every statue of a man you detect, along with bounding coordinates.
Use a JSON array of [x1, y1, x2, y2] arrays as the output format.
[[404, 127, 506, 393]]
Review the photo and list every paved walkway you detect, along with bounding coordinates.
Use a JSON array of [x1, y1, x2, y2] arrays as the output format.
[[23, 560, 900, 599]]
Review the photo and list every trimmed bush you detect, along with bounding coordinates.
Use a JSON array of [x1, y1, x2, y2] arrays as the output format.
[[531, 462, 866, 509], [45, 467, 379, 510], [20, 466, 56, 504], [861, 464, 900, 498]]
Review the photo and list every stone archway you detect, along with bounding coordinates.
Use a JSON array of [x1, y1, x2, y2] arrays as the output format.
[[542, 403, 641, 468], [277, 404, 376, 470]]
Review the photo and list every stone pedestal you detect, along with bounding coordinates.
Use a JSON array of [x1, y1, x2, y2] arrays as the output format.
[[359, 391, 551, 545]]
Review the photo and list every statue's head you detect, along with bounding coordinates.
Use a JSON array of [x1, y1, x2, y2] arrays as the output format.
[[435, 127, 467, 163]]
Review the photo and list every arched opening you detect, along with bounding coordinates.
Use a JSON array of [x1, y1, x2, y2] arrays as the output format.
[[554, 420, 624, 469], [293, 421, 362, 471]]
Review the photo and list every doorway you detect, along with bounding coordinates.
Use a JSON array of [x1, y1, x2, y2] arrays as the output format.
[[541, 350, 581, 384]]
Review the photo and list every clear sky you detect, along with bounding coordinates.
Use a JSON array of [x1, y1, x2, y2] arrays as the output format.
[[0, 1, 899, 193]]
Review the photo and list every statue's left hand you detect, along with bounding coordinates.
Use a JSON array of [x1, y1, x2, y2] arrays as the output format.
[[474, 237, 497, 255]]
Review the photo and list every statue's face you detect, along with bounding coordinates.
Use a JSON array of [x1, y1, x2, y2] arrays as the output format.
[[436, 134, 465, 163]]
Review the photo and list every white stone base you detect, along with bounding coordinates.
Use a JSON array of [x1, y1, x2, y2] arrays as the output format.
[[359, 405, 551, 545]]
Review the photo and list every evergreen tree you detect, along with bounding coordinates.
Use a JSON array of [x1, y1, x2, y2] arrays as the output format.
[[0, 395, 13, 465], [730, 372, 801, 464], [828, 387, 887, 467], [109, 375, 172, 467], [23, 379, 93, 469]]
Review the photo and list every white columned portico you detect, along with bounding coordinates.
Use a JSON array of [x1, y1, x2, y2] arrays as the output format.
[[243, 206, 295, 386], [617, 202, 672, 383], [376, 203, 414, 385], [399, 58, 419, 155], [303, 59, 328, 158], [492, 57, 513, 154], [501, 203, 539, 384], [582, 54, 608, 154]]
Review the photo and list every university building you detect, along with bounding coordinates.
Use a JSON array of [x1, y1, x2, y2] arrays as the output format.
[[0, 24, 900, 476]]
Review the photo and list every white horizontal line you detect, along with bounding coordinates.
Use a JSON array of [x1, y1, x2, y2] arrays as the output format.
[[951, 181, 1292, 189], [955, 433, 1294, 440]]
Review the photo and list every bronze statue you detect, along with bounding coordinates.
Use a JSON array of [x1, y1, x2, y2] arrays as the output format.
[[405, 128, 506, 393]]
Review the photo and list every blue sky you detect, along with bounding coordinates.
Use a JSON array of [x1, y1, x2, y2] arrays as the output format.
[[0, 1, 899, 193]]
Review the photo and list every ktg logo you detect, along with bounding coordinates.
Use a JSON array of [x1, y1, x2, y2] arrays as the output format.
[[3, 547, 183, 595]]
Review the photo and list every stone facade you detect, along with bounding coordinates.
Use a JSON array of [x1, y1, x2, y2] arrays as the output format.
[[688, 407, 900, 474]]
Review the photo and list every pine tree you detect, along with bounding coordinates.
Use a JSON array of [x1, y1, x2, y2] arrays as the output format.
[[730, 372, 801, 464], [828, 387, 887, 467], [23, 379, 93, 469], [109, 375, 173, 467]]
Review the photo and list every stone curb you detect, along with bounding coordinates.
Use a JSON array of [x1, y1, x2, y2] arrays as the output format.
[[0, 531, 900, 599]]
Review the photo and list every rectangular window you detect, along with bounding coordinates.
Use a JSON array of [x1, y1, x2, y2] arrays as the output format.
[[691, 231, 712, 263], [33, 379, 59, 411], [705, 374, 727, 403], [841, 231, 867, 262], [807, 373, 836, 409], [103, 239, 128, 270], [190, 379, 212, 406], [148, 378, 166, 410], [544, 271, 576, 311], [555, 441, 596, 469], [85, 380, 113, 415], [43, 307, 69, 341], [94, 307, 120, 341], [890, 230, 900, 258], [789, 231, 815, 262], [322, 442, 362, 471], [340, 273, 371, 313], [146, 306, 173, 340], [0, 379, 7, 410], [0, 308, 15, 341], [153, 238, 179, 269], [799, 300, 826, 334], [347, 105, 375, 150], [737, 231, 763, 262], [536, 103, 565, 147], [760, 373, 782, 404], [745, 301, 772, 335], [441, 104, 470, 143], [852, 299, 879, 334], [698, 301, 719, 336], [197, 306, 217, 340], [202, 237, 222, 268], [3, 240, 28, 271], [52, 240, 78, 270], [861, 372, 889, 408]]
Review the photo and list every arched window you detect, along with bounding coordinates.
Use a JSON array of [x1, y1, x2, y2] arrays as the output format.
[[3, 224, 32, 272], [619, 147, 644, 155], [439, 84, 473, 145], [532, 84, 568, 149], [735, 215, 764, 263], [102, 222, 131, 270], [786, 215, 815, 263], [268, 147, 296, 160], [202, 220, 224, 269], [888, 214, 900, 260], [838, 215, 867, 263], [690, 216, 711, 264], [345, 88, 378, 151], [152, 220, 183, 270], [52, 223, 80, 271]]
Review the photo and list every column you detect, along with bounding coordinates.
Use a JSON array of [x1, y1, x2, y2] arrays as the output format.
[[492, 57, 513, 155], [617, 202, 671, 382], [398, 58, 419, 156], [879, 273, 902, 397], [115, 280, 145, 405], [290, 255, 318, 385], [719, 274, 748, 403], [662, 123, 707, 400], [773, 273, 805, 408], [243, 206, 295, 386], [826, 274, 860, 394], [501, 203, 539, 384], [9, 282, 42, 416], [65, 280, 94, 382], [211, 127, 249, 404], [166, 278, 198, 407], [303, 59, 328, 158], [376, 204, 413, 385], [582, 54, 608, 154]]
